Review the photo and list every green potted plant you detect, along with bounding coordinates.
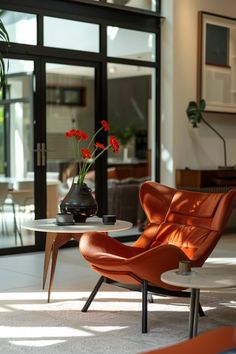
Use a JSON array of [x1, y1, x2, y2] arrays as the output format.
[[0, 18, 9, 88], [112, 125, 136, 160], [186, 99, 228, 168]]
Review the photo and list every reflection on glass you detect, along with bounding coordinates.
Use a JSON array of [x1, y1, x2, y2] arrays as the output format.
[[46, 63, 95, 211], [106, 0, 156, 12], [0, 10, 37, 45], [107, 26, 155, 61], [0, 59, 35, 249], [107, 63, 155, 233], [44, 17, 99, 52]]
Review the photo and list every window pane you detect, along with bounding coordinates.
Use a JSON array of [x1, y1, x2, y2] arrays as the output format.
[[0, 59, 35, 249], [44, 17, 99, 52], [46, 63, 96, 206], [107, 63, 155, 234], [0, 10, 37, 45], [106, 0, 156, 12], [107, 27, 155, 61]]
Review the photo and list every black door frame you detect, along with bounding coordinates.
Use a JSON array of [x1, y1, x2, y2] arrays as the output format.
[[37, 57, 103, 251], [0, 0, 161, 255]]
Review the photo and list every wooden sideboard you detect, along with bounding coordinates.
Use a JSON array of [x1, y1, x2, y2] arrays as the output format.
[[176, 169, 236, 188], [176, 169, 236, 232], [108, 161, 149, 180]]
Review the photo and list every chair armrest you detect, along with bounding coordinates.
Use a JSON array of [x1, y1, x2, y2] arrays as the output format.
[[125, 244, 190, 290]]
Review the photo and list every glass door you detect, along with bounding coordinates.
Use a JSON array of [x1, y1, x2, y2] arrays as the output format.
[[0, 58, 35, 250], [45, 63, 96, 217], [106, 24, 157, 237]]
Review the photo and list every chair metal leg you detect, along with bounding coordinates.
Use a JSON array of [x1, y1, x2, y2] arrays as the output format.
[[198, 303, 205, 317], [12, 203, 23, 246], [148, 293, 153, 303], [142, 279, 148, 333], [81, 276, 104, 312], [0, 207, 9, 235]]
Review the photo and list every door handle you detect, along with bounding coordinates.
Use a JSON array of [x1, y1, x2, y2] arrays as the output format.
[[34, 143, 42, 166], [41, 142, 46, 167], [34, 143, 52, 166]]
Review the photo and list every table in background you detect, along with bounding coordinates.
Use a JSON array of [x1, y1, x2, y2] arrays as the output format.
[[22, 217, 132, 302], [161, 266, 236, 338]]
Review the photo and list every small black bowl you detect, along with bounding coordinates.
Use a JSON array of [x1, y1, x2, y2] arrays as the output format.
[[102, 214, 116, 225]]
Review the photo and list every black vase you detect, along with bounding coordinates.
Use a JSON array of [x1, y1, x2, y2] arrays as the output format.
[[60, 183, 98, 223]]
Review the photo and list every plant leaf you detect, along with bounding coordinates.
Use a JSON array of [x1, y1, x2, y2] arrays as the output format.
[[199, 99, 206, 112], [186, 99, 206, 128]]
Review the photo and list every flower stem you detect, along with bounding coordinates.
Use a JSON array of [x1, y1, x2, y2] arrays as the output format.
[[84, 145, 110, 176]]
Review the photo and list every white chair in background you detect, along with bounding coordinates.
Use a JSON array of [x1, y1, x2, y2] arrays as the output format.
[[9, 180, 34, 245], [0, 182, 9, 235]]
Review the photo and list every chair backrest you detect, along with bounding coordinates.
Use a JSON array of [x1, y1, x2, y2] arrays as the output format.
[[16, 181, 34, 190], [12, 181, 34, 206], [133, 181, 236, 266]]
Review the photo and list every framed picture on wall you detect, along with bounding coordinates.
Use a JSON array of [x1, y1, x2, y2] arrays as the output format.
[[197, 12, 236, 113], [46, 86, 86, 106], [205, 23, 229, 66]]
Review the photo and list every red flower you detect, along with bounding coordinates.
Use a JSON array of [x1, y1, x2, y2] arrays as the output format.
[[95, 142, 106, 150], [109, 136, 119, 153], [65, 129, 77, 138], [81, 148, 91, 159], [101, 120, 110, 131], [65, 124, 119, 186], [76, 130, 89, 141]]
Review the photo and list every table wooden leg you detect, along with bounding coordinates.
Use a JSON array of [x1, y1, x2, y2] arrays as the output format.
[[47, 233, 81, 303], [43, 232, 57, 289]]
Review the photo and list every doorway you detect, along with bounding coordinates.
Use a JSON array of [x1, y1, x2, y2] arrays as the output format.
[[45, 62, 96, 214], [0, 58, 35, 250]]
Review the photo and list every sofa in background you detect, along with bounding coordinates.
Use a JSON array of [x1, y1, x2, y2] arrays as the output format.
[[107, 177, 148, 226]]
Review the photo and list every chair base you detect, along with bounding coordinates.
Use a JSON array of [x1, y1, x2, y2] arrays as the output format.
[[81, 276, 205, 334]]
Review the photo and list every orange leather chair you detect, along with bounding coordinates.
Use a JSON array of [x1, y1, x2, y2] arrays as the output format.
[[140, 326, 236, 354], [80, 181, 236, 333]]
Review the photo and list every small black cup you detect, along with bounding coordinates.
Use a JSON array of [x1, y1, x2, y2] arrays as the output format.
[[102, 214, 116, 225], [56, 212, 74, 225], [178, 260, 191, 274]]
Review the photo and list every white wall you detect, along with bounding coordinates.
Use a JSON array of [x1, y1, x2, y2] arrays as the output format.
[[161, 0, 236, 187]]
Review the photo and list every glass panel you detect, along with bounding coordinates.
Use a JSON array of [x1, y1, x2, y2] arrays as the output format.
[[0, 10, 37, 45], [107, 63, 155, 234], [107, 26, 155, 62], [46, 63, 95, 213], [106, 0, 156, 12], [0, 59, 35, 249], [44, 17, 99, 52]]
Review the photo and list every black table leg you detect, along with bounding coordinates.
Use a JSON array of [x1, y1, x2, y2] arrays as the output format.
[[189, 288, 200, 338]]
